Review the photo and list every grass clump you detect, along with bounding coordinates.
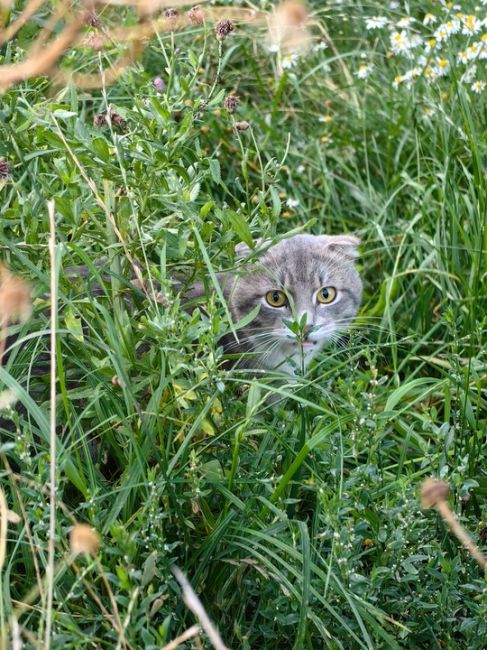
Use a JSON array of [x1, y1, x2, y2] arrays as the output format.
[[0, 0, 486, 648]]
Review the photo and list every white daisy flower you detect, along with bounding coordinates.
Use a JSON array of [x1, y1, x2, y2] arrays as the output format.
[[435, 58, 450, 76], [423, 13, 437, 25], [401, 67, 421, 88], [286, 198, 300, 208], [397, 17, 414, 28], [434, 25, 450, 42], [282, 54, 298, 69], [392, 74, 404, 89], [355, 64, 373, 79], [462, 15, 481, 35], [365, 16, 389, 30], [467, 44, 480, 60], [390, 31, 410, 54], [445, 19, 460, 34], [471, 80, 486, 93], [296, 165, 305, 174], [457, 50, 468, 63], [314, 41, 328, 51]]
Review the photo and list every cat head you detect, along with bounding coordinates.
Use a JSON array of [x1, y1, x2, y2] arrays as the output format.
[[229, 233, 362, 371]]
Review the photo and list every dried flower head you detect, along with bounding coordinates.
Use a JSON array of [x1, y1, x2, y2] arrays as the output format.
[[215, 19, 234, 41], [70, 523, 101, 555], [420, 477, 449, 509], [0, 264, 32, 325], [164, 8, 179, 29], [187, 6, 204, 26], [0, 160, 12, 181], [93, 109, 125, 129], [111, 113, 124, 128], [93, 113, 106, 127], [234, 120, 250, 132], [86, 11, 99, 28], [224, 94, 240, 113]]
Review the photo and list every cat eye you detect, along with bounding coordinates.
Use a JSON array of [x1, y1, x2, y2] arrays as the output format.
[[317, 286, 337, 304], [265, 290, 287, 308]]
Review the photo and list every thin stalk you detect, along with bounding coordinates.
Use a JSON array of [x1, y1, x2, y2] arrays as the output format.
[[44, 200, 58, 649]]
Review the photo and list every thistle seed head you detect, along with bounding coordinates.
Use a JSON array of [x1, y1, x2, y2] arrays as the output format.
[[215, 19, 234, 41]]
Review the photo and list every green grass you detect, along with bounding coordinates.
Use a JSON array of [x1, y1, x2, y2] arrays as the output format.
[[0, 0, 486, 647]]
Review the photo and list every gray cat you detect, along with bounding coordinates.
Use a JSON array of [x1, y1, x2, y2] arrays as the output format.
[[187, 233, 362, 374]]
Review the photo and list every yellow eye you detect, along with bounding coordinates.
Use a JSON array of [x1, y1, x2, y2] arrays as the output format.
[[265, 290, 287, 307], [317, 286, 337, 304]]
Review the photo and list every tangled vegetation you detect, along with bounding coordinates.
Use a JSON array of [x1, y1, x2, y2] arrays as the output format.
[[0, 0, 486, 647]]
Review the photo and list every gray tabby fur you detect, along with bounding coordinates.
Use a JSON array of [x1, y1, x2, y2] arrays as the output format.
[[187, 233, 362, 374]]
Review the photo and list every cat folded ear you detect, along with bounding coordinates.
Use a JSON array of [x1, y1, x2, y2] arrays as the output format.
[[320, 234, 360, 259]]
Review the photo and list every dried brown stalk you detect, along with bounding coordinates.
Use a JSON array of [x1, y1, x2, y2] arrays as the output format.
[[0, 10, 88, 91], [161, 624, 201, 650], [421, 478, 487, 570], [172, 566, 228, 650], [0, 0, 265, 93], [0, 0, 45, 46], [53, 37, 144, 88]]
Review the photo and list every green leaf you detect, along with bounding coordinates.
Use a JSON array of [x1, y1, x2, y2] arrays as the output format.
[[64, 307, 84, 342], [209, 159, 221, 185], [227, 209, 253, 247], [270, 186, 281, 218], [200, 200, 215, 218]]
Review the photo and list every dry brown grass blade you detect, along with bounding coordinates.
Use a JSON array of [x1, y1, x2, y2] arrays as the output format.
[[0, 0, 45, 46], [172, 566, 228, 650], [0, 0, 265, 93], [161, 624, 201, 650], [0, 10, 88, 91], [28, 0, 75, 57], [421, 478, 487, 570], [53, 37, 144, 87]]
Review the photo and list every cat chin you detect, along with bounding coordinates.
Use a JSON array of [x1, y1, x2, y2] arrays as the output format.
[[259, 338, 327, 373]]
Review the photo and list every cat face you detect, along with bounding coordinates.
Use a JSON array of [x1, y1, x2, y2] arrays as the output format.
[[228, 234, 362, 372]]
